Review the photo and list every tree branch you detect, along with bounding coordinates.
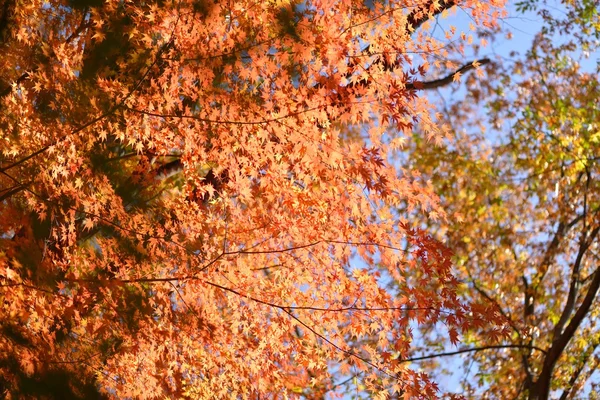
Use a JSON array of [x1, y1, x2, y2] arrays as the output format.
[[555, 249, 600, 350], [558, 339, 599, 400], [154, 158, 183, 180], [0, 170, 33, 201], [357, 0, 458, 73], [535, 212, 588, 290], [402, 344, 547, 363], [552, 227, 599, 340], [0, 182, 27, 202], [466, 269, 520, 336], [406, 59, 490, 90], [406, 1, 457, 33], [342, 0, 468, 96], [522, 275, 535, 390], [532, 227, 600, 399], [554, 171, 595, 339], [0, 110, 113, 174]]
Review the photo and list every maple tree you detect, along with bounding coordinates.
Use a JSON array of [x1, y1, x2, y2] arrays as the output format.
[[398, 0, 600, 398], [0, 0, 510, 398]]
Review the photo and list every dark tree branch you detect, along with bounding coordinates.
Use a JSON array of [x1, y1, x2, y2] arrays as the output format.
[[535, 210, 588, 291], [339, 0, 469, 99], [532, 226, 600, 399], [0, 0, 16, 42], [344, 57, 490, 93], [468, 269, 535, 388], [579, 265, 600, 285], [154, 159, 183, 180], [552, 227, 598, 340], [0, 110, 113, 174], [406, 1, 457, 33], [535, 221, 566, 286], [0, 170, 32, 201], [0, 183, 27, 202], [65, 11, 91, 44], [402, 344, 547, 363], [522, 276, 535, 391], [406, 59, 490, 90], [526, 210, 591, 376]]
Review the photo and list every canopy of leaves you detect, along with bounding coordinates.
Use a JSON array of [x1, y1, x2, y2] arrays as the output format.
[[399, 0, 600, 398], [0, 0, 510, 398]]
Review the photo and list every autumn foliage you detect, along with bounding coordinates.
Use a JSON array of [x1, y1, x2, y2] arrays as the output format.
[[0, 0, 510, 398], [403, 1, 600, 398]]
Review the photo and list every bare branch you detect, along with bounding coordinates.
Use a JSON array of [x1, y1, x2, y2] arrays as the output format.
[[402, 344, 547, 363]]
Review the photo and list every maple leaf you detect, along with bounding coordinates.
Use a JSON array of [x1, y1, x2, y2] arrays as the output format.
[[452, 71, 462, 83], [82, 218, 95, 231]]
